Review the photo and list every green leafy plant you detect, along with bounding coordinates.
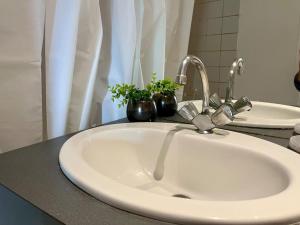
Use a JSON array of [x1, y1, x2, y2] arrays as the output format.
[[147, 73, 181, 96], [109, 83, 151, 108]]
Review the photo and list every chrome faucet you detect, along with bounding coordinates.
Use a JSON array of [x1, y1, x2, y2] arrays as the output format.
[[210, 93, 252, 116], [176, 55, 234, 133], [178, 102, 233, 134], [209, 58, 252, 115], [225, 58, 244, 103], [176, 55, 210, 114]]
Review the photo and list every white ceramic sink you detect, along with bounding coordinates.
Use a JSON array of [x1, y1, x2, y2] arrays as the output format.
[[59, 123, 300, 224], [178, 100, 300, 129]]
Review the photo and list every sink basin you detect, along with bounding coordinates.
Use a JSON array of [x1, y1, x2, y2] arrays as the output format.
[[178, 100, 300, 128], [59, 123, 300, 224]]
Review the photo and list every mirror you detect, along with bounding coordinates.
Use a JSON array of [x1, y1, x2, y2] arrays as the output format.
[[185, 0, 300, 106]]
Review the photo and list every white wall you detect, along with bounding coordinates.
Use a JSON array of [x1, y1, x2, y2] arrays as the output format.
[[235, 0, 300, 105]]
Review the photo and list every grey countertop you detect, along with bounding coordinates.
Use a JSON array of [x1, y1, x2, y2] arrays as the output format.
[[0, 116, 295, 225]]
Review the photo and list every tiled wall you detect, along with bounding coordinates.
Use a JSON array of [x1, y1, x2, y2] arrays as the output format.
[[184, 0, 240, 100]]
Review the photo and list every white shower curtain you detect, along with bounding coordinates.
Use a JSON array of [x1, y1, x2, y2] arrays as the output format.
[[0, 0, 44, 152], [0, 0, 194, 152]]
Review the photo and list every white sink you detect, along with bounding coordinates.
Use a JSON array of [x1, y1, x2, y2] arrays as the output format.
[[59, 123, 300, 224], [178, 100, 300, 128]]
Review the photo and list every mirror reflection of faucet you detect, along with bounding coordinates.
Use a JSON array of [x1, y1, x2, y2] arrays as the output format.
[[209, 58, 252, 116], [226, 58, 244, 103]]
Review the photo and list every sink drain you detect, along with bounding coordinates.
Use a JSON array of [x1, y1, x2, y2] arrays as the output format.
[[172, 194, 191, 199]]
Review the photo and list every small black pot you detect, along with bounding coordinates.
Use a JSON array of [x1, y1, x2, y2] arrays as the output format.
[[152, 93, 177, 117], [126, 99, 157, 122]]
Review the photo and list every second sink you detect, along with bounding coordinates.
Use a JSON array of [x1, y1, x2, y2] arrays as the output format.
[[179, 100, 300, 128]]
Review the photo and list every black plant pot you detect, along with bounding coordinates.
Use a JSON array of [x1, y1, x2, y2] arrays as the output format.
[[126, 99, 157, 122], [152, 93, 177, 117]]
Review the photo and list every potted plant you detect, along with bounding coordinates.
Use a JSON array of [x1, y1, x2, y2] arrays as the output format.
[[147, 74, 181, 117], [109, 84, 157, 122]]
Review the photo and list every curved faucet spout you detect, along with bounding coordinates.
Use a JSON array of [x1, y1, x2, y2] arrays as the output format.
[[226, 58, 244, 103], [176, 55, 210, 114]]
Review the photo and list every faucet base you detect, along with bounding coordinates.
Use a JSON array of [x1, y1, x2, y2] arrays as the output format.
[[197, 129, 213, 134]]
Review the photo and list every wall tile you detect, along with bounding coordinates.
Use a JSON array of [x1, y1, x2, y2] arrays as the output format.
[[189, 35, 206, 53], [199, 20, 208, 35], [220, 66, 230, 82], [191, 19, 207, 35], [199, 51, 220, 66], [190, 35, 221, 53], [223, 0, 240, 16], [207, 18, 222, 35], [222, 16, 239, 33], [186, 0, 240, 99], [200, 0, 223, 19], [192, 0, 201, 20], [205, 35, 221, 51], [220, 51, 236, 66], [193, 73, 204, 99], [199, 0, 220, 3], [209, 82, 219, 95], [206, 67, 220, 82], [218, 82, 228, 98], [221, 33, 237, 50], [183, 66, 197, 100]]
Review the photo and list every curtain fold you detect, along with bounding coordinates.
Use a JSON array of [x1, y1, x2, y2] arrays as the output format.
[[140, 0, 167, 83], [0, 0, 194, 151], [45, 0, 103, 138], [99, 0, 137, 123], [131, 0, 144, 89], [66, 0, 102, 133], [45, 0, 81, 138], [165, 0, 194, 101], [0, 0, 45, 152]]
